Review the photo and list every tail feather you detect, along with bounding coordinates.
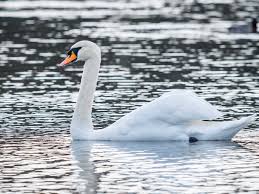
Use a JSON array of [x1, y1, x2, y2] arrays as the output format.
[[187, 114, 256, 141]]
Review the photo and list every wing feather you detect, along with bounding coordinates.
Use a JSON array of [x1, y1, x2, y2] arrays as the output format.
[[112, 90, 222, 130]]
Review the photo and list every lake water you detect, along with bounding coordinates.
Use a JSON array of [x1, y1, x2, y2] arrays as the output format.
[[0, 0, 259, 193]]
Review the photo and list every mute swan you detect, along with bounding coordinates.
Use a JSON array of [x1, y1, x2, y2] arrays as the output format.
[[58, 40, 255, 142]]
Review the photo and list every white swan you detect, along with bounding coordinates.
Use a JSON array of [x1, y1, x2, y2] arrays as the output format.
[[58, 40, 255, 142]]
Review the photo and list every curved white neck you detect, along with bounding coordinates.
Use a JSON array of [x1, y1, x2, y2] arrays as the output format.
[[70, 56, 101, 139]]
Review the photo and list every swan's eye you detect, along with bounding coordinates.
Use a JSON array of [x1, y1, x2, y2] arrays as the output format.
[[59, 50, 78, 67], [71, 47, 81, 55], [67, 50, 72, 56], [58, 47, 82, 67], [67, 47, 81, 56]]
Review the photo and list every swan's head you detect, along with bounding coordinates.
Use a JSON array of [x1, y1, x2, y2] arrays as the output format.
[[58, 40, 101, 67]]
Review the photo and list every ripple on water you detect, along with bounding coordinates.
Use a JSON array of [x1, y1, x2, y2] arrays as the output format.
[[72, 141, 259, 193], [0, 0, 259, 193]]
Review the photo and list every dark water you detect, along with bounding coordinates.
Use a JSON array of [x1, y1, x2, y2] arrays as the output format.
[[0, 0, 259, 193]]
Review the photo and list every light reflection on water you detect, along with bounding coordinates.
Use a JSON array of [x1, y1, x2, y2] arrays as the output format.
[[0, 0, 259, 193], [72, 141, 259, 193]]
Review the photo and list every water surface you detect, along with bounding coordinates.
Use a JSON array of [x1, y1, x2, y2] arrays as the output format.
[[0, 0, 259, 193]]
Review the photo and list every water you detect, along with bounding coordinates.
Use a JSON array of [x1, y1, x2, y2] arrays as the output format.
[[0, 0, 259, 193]]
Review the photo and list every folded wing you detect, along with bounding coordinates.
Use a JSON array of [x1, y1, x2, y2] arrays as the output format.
[[111, 90, 222, 131]]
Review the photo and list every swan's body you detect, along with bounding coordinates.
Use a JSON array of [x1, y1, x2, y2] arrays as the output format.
[[59, 40, 255, 141]]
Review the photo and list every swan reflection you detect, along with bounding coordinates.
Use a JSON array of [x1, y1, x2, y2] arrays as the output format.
[[71, 141, 259, 193]]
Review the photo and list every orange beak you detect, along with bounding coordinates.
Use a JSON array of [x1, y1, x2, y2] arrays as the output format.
[[58, 51, 77, 67]]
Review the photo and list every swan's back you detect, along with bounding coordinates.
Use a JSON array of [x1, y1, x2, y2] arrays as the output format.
[[94, 90, 223, 140], [113, 90, 222, 125]]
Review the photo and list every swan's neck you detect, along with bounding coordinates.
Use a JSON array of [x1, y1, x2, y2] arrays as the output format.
[[70, 56, 101, 139]]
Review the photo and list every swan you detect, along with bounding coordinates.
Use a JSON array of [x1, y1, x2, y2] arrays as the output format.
[[58, 40, 255, 142]]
